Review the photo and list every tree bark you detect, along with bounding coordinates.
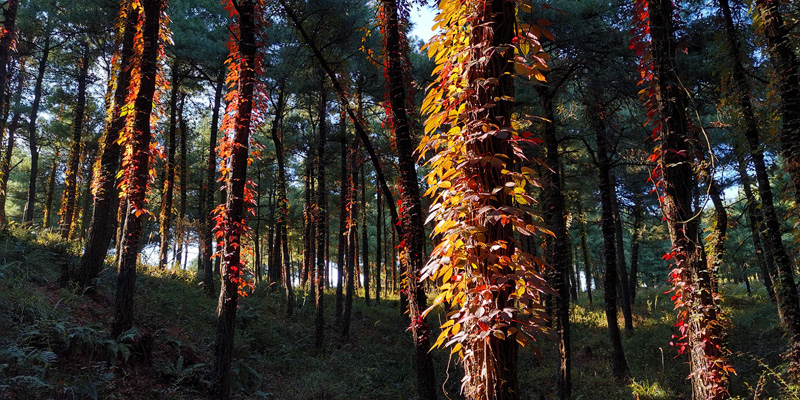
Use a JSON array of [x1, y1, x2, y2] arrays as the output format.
[[22, 35, 50, 223], [43, 161, 57, 228], [754, 0, 800, 208], [158, 61, 181, 270], [314, 84, 327, 349], [736, 153, 775, 300], [720, 0, 800, 360], [335, 117, 347, 321], [361, 162, 370, 304], [0, 62, 23, 226], [175, 99, 188, 270], [629, 193, 643, 304], [303, 159, 313, 290], [576, 199, 593, 304], [111, 0, 163, 337], [341, 133, 358, 339], [376, 184, 382, 303], [0, 0, 18, 122], [379, 0, 437, 396], [267, 86, 293, 315], [59, 43, 90, 239], [78, 5, 138, 287], [201, 68, 225, 296], [537, 84, 572, 399], [211, 1, 257, 398], [718, 0, 778, 302], [648, 0, 730, 396], [588, 100, 630, 381], [610, 173, 633, 331]]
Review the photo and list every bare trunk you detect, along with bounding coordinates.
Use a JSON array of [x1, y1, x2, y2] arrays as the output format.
[[341, 133, 358, 339], [610, 174, 633, 331], [314, 84, 327, 349], [538, 84, 572, 399], [23, 35, 50, 223], [577, 199, 593, 304], [59, 43, 90, 239], [721, 0, 800, 368], [201, 68, 225, 296], [361, 163, 369, 304], [335, 118, 347, 321], [0, 63, 24, 225], [158, 62, 181, 270], [754, 0, 800, 209], [588, 99, 630, 381], [629, 193, 643, 304], [376, 185, 382, 303]]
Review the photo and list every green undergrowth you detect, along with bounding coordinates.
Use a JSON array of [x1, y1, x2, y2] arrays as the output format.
[[0, 225, 797, 399]]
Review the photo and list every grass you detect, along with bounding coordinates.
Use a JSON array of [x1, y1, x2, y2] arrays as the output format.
[[0, 225, 798, 399]]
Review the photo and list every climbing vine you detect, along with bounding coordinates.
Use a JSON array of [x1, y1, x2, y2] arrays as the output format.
[[630, 0, 733, 397], [117, 0, 171, 216], [418, 0, 553, 396], [211, 0, 269, 297]]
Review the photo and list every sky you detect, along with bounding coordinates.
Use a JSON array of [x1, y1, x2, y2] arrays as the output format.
[[409, 4, 437, 44]]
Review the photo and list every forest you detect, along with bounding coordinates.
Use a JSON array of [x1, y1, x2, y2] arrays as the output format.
[[0, 0, 799, 399]]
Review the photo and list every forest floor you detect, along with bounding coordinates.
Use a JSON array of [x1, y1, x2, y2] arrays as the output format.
[[0, 226, 797, 400]]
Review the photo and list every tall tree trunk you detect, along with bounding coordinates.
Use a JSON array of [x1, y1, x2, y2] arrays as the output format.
[[111, 0, 163, 337], [254, 164, 262, 282], [0, 62, 23, 226], [201, 68, 225, 296], [736, 153, 775, 300], [303, 159, 313, 290], [79, 144, 98, 239], [588, 99, 630, 380], [177, 102, 189, 267], [59, 43, 90, 239], [266, 179, 275, 283], [158, 61, 181, 270], [336, 118, 347, 321], [43, 161, 57, 228], [718, 0, 778, 301], [538, 85, 572, 399], [629, 193, 643, 304], [314, 84, 327, 349], [341, 132, 358, 339], [720, 0, 800, 362], [78, 5, 138, 287], [610, 173, 633, 331], [577, 199, 593, 304], [648, 0, 731, 396], [211, 1, 257, 398], [376, 184, 382, 303], [361, 163, 370, 304], [0, 0, 18, 121], [378, 0, 437, 396], [267, 87, 293, 314], [22, 35, 50, 223], [706, 175, 727, 294], [754, 0, 800, 208]]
